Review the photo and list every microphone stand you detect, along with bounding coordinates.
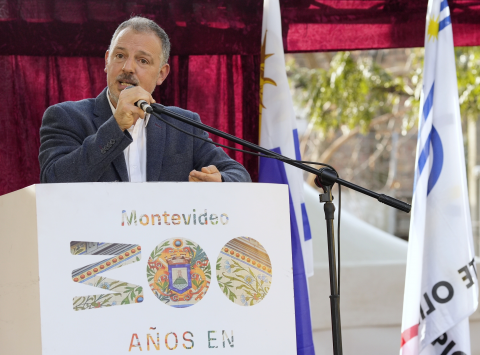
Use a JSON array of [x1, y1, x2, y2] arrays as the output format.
[[152, 104, 411, 355]]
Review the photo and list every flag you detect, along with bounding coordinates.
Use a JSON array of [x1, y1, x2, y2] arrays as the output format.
[[259, 0, 315, 354], [400, 0, 479, 354]]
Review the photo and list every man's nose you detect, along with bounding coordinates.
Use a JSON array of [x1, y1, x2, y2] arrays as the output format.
[[122, 56, 135, 73]]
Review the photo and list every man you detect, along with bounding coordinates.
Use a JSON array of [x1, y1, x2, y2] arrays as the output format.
[[39, 16, 251, 183]]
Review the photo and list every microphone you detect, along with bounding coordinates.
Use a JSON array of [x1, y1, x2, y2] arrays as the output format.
[[124, 85, 153, 114], [135, 100, 153, 114]]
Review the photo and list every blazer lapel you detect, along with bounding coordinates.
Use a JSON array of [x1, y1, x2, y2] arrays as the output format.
[[92, 87, 111, 130], [147, 113, 166, 181], [93, 87, 129, 182]]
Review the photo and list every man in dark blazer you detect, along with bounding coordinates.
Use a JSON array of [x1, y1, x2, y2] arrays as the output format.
[[39, 17, 251, 184]]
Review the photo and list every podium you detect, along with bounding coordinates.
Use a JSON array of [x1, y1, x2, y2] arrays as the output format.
[[0, 183, 297, 354]]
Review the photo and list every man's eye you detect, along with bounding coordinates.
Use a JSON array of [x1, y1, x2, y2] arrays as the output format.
[[140, 59, 149, 64], [116, 54, 124, 59]]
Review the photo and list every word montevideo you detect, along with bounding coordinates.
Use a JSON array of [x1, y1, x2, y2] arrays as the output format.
[[122, 210, 229, 226]]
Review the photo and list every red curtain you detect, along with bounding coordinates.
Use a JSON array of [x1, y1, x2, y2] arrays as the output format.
[[2, 0, 480, 195], [1, 0, 479, 57], [283, 0, 480, 52]]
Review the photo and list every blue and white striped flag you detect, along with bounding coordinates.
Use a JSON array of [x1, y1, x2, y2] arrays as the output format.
[[259, 0, 314, 354], [400, 0, 478, 354]]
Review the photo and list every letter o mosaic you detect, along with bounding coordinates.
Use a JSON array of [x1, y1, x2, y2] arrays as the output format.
[[216, 237, 272, 306]]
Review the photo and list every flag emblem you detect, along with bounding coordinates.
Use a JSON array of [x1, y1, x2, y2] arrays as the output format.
[[147, 238, 211, 308]]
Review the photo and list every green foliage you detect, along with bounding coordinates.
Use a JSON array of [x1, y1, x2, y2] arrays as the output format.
[[288, 51, 413, 132], [287, 47, 480, 133], [203, 260, 211, 280], [121, 286, 142, 305], [190, 244, 207, 268], [456, 47, 480, 120], [73, 293, 118, 311], [149, 241, 170, 261], [217, 274, 237, 302], [192, 278, 204, 289], [146, 266, 157, 283]]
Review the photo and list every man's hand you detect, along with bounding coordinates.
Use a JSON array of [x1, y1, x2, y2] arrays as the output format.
[[114, 86, 155, 131], [189, 165, 222, 182]]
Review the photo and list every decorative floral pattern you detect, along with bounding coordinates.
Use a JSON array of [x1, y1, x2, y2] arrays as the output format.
[[72, 276, 143, 311], [225, 260, 232, 273], [244, 275, 254, 285], [71, 242, 143, 311], [216, 237, 272, 306], [240, 294, 249, 306]]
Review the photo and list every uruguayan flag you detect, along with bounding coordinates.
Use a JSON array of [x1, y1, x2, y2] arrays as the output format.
[[259, 0, 314, 354], [400, 0, 478, 354]]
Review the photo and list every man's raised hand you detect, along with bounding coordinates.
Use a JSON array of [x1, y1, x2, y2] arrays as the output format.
[[114, 86, 155, 131]]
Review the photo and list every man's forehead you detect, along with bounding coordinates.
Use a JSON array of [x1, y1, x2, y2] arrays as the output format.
[[112, 28, 162, 55]]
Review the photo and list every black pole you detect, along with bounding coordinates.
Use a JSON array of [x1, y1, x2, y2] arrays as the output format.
[[318, 182, 342, 355], [326, 200, 342, 355], [151, 103, 410, 355]]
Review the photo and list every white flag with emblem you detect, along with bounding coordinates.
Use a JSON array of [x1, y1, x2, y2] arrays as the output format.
[[400, 0, 478, 354], [259, 0, 315, 354]]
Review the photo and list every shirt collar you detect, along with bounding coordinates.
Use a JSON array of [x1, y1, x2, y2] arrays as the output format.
[[106, 88, 150, 127]]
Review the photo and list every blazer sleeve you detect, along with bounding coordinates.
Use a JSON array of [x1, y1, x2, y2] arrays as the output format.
[[190, 112, 252, 183], [39, 104, 132, 183]]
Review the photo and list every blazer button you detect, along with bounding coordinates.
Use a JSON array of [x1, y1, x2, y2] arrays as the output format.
[[110, 139, 116, 144]]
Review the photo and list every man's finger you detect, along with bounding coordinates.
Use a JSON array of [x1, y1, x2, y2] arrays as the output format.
[[201, 165, 219, 174], [190, 170, 212, 181], [190, 170, 208, 180], [189, 169, 221, 182], [127, 105, 146, 119]]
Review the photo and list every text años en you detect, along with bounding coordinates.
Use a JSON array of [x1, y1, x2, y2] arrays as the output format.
[[128, 330, 234, 351]]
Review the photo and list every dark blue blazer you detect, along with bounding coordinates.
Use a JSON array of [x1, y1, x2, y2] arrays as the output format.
[[39, 88, 251, 183]]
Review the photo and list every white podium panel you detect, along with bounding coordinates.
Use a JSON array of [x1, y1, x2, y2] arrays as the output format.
[[0, 182, 296, 354]]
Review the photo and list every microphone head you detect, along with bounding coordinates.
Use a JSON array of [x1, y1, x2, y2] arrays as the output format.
[[136, 100, 153, 113]]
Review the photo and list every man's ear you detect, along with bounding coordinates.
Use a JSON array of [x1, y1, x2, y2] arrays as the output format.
[[156, 64, 170, 86], [104, 50, 110, 73]]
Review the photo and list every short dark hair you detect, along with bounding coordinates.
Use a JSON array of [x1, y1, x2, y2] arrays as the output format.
[[110, 16, 171, 65]]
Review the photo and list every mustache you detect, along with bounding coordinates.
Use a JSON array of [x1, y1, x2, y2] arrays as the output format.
[[116, 74, 139, 85]]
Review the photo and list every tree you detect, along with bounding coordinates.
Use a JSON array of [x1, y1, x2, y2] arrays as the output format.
[[288, 47, 480, 183], [287, 47, 480, 237], [287, 50, 422, 192]]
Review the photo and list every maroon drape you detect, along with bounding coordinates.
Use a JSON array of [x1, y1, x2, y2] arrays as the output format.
[[1, 0, 479, 57], [2, 0, 480, 195]]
